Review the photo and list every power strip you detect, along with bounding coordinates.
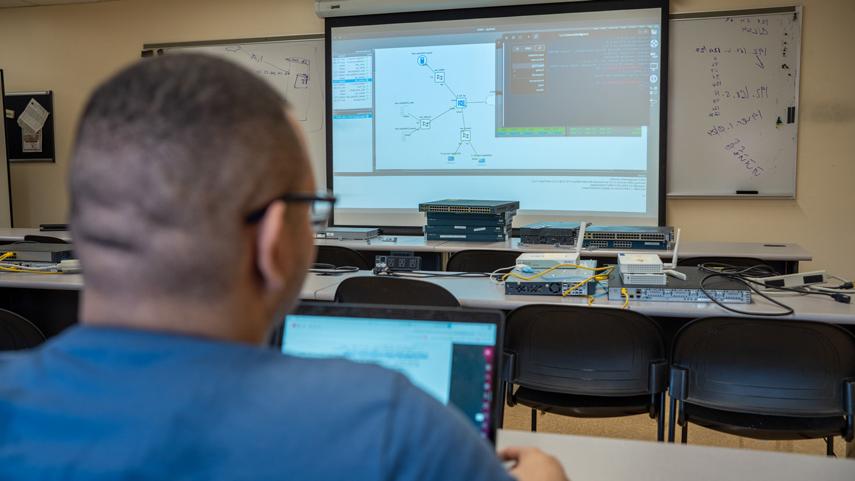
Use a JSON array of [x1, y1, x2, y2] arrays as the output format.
[[375, 255, 421, 272], [747, 270, 827, 289]]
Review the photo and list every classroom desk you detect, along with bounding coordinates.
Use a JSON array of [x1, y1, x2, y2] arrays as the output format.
[[316, 235, 811, 273], [311, 271, 855, 325], [315, 235, 447, 252], [0, 270, 851, 325], [0, 229, 811, 271], [317, 235, 810, 259], [0, 228, 72, 242], [0, 271, 337, 300], [0, 271, 341, 337], [0, 229, 812, 261], [438, 238, 812, 262], [496, 429, 855, 481]]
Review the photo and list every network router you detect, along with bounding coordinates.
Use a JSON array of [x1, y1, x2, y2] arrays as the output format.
[[505, 259, 598, 297], [608, 267, 752, 304]]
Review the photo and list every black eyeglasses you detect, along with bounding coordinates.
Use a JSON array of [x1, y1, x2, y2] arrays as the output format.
[[245, 191, 337, 230]]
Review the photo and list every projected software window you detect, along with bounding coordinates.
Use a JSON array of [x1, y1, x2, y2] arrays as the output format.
[[330, 6, 663, 227]]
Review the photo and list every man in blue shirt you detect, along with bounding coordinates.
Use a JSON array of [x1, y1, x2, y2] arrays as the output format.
[[0, 54, 568, 481]]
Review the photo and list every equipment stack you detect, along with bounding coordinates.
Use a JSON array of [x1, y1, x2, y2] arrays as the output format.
[[419, 199, 519, 242], [519, 222, 674, 250]]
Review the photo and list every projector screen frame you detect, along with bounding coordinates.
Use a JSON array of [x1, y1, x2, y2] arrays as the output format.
[[325, 0, 669, 234]]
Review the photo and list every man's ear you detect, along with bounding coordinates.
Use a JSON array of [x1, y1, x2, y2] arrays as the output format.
[[256, 201, 288, 292]]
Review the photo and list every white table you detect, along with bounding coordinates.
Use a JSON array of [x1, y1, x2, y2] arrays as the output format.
[[316, 234, 811, 261], [0, 271, 332, 301], [1, 270, 851, 325], [312, 271, 855, 325], [316, 235, 810, 274], [0, 228, 811, 267], [315, 235, 448, 252], [437, 238, 811, 261], [496, 429, 855, 481], [0, 229, 812, 259], [0, 228, 72, 242]]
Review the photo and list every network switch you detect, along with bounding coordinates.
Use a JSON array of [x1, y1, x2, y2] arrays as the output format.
[[419, 199, 520, 215]]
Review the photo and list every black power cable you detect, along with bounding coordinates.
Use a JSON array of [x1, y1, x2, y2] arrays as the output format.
[[697, 263, 850, 317]]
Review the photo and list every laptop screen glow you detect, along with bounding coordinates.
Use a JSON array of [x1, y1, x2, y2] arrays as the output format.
[[282, 315, 497, 437]]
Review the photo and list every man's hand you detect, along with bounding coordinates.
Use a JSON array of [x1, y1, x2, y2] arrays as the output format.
[[499, 446, 569, 481]]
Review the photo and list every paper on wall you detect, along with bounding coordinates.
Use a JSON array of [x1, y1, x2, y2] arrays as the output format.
[[16, 98, 49, 132], [21, 125, 43, 153]]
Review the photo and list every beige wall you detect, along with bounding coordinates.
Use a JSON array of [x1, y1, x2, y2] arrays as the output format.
[[0, 0, 852, 275]]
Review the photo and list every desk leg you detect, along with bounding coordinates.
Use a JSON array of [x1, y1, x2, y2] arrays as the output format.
[[847, 439, 854, 458]]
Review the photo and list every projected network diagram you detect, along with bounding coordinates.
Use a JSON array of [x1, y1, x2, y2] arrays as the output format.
[[371, 43, 647, 172], [374, 44, 497, 170], [400, 53, 495, 160]]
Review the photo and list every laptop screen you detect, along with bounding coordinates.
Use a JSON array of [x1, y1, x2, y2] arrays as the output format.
[[279, 304, 502, 441]]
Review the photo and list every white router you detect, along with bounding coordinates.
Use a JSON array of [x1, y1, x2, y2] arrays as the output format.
[[618, 253, 664, 274], [616, 228, 686, 285]]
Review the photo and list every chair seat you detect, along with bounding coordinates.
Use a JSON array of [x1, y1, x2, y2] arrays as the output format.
[[514, 387, 652, 418], [682, 403, 846, 441]]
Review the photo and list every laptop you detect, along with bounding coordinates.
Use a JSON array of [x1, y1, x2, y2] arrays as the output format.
[[275, 303, 504, 442]]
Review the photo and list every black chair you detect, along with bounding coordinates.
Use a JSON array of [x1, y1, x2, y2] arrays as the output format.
[[334, 276, 460, 307], [0, 308, 46, 350], [503, 305, 668, 440], [668, 317, 855, 456], [315, 246, 371, 270], [677, 257, 772, 270], [446, 249, 520, 273]]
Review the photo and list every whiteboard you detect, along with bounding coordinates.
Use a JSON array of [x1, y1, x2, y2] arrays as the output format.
[[0, 70, 12, 227], [144, 35, 326, 189], [667, 7, 801, 197]]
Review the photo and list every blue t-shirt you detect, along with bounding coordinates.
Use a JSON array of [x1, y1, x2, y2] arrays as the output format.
[[0, 326, 513, 481]]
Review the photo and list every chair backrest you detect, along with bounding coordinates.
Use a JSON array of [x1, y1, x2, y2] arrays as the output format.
[[505, 305, 666, 396], [315, 246, 371, 270], [334, 276, 460, 307], [677, 257, 771, 270], [671, 317, 855, 417], [0, 308, 46, 350], [446, 250, 520, 273]]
